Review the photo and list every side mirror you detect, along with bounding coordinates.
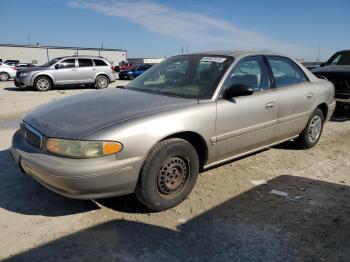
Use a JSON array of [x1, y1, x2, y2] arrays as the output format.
[[224, 84, 254, 98], [54, 64, 60, 69]]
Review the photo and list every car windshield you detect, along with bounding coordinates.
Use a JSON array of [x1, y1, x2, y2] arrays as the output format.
[[127, 54, 234, 99], [41, 58, 61, 67], [327, 51, 350, 66]]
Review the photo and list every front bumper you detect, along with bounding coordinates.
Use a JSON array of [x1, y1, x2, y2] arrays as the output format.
[[335, 92, 350, 103], [14, 76, 31, 88], [10, 130, 144, 199]]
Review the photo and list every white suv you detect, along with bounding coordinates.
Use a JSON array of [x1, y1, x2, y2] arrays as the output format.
[[0, 63, 17, 81]]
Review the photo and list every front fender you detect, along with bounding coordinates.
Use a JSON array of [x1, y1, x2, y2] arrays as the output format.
[[30, 72, 55, 86]]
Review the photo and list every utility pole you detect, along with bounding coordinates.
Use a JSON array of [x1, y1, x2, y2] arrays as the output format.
[[27, 34, 31, 46], [318, 43, 321, 62], [186, 45, 189, 54], [181, 46, 184, 55]]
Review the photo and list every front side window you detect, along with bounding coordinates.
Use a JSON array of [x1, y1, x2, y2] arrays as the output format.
[[58, 59, 76, 69], [78, 59, 93, 67], [328, 51, 350, 65], [223, 56, 270, 92], [267, 57, 298, 88], [127, 55, 234, 99]]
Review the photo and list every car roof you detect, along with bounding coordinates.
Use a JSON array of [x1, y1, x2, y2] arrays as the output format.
[[185, 50, 284, 58], [59, 56, 107, 60]]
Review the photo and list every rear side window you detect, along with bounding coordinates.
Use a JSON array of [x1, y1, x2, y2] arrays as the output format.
[[59, 59, 76, 69], [93, 59, 108, 66], [78, 59, 93, 67], [267, 57, 299, 88], [293, 64, 308, 83]]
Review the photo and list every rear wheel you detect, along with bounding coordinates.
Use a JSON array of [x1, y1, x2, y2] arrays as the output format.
[[294, 108, 324, 149], [0, 72, 10, 81], [135, 138, 199, 211], [34, 76, 52, 91], [95, 75, 109, 89]]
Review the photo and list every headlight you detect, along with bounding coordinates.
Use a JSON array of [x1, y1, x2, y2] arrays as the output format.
[[46, 138, 122, 158], [20, 72, 29, 77]]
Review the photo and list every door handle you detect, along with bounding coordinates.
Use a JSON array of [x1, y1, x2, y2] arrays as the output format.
[[71, 69, 77, 71], [307, 92, 314, 98], [265, 102, 275, 109]]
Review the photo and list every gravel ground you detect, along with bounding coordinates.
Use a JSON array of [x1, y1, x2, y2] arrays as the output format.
[[0, 80, 349, 262]]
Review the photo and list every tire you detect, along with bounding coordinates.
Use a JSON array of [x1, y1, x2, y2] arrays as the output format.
[[294, 108, 324, 149], [34, 76, 52, 91], [95, 75, 109, 89], [135, 138, 199, 211], [0, 72, 10, 81]]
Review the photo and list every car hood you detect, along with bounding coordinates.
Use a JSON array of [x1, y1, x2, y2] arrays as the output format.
[[24, 88, 197, 139], [312, 65, 350, 74], [19, 66, 50, 73]]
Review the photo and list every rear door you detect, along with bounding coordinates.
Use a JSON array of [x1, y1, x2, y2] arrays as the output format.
[[266, 56, 317, 141], [77, 58, 94, 83], [214, 56, 277, 162]]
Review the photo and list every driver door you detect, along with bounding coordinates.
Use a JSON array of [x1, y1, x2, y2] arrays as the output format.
[[52, 58, 78, 85], [213, 56, 277, 162]]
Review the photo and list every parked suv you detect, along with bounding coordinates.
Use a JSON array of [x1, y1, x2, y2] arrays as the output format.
[[312, 50, 350, 105], [15, 56, 116, 91]]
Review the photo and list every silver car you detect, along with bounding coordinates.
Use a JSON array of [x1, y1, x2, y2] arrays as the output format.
[[14, 56, 116, 91], [10, 51, 335, 211]]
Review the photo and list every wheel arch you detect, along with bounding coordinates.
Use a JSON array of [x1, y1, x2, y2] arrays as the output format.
[[32, 74, 54, 86], [317, 103, 328, 119], [95, 73, 110, 82], [160, 131, 209, 170]]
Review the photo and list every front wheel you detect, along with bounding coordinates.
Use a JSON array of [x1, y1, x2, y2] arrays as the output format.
[[34, 76, 52, 91], [95, 75, 109, 89], [135, 138, 199, 211], [294, 108, 324, 149], [0, 72, 10, 81]]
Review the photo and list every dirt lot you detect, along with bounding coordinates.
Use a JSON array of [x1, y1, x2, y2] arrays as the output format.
[[0, 80, 349, 262]]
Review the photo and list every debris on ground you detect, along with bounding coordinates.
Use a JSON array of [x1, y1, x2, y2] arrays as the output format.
[[256, 191, 264, 200], [270, 189, 289, 197], [251, 180, 267, 186]]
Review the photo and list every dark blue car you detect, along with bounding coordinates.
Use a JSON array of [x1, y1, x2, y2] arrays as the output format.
[[118, 65, 152, 80]]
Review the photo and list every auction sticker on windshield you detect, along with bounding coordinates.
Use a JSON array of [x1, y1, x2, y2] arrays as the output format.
[[200, 57, 227, 63]]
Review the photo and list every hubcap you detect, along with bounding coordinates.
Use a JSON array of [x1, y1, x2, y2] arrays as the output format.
[[0, 73, 8, 81], [157, 156, 188, 195], [308, 115, 322, 143], [37, 79, 49, 90], [98, 77, 108, 88]]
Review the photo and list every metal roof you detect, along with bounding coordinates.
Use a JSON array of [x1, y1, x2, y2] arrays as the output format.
[[0, 43, 126, 52]]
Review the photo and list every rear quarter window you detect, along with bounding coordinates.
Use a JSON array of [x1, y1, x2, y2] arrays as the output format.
[[93, 59, 108, 66]]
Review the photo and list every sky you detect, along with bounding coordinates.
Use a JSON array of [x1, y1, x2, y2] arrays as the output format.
[[2, 0, 349, 61]]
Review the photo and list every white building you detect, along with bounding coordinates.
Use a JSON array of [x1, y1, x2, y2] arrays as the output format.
[[127, 57, 165, 65], [0, 43, 127, 66]]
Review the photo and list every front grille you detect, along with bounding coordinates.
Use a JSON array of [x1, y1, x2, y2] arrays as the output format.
[[329, 79, 350, 92], [21, 122, 43, 149]]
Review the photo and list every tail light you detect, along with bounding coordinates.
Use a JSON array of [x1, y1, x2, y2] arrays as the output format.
[[12, 67, 17, 70], [111, 66, 115, 71]]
